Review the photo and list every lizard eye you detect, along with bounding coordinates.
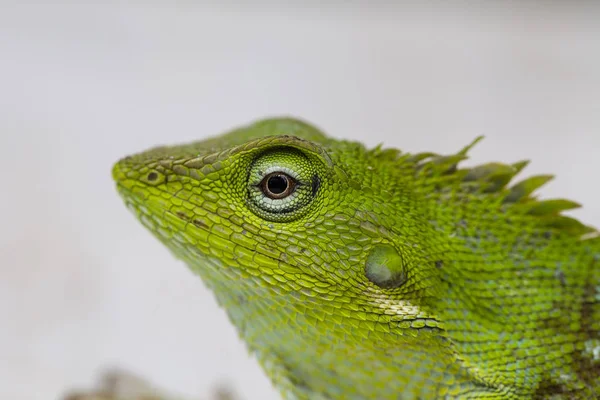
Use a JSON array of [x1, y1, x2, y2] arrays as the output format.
[[260, 172, 297, 199], [247, 148, 320, 222]]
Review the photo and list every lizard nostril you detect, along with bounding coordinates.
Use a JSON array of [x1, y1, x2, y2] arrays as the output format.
[[139, 170, 164, 185]]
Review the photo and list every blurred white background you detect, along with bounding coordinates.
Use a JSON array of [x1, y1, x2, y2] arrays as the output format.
[[1, 2, 599, 399]]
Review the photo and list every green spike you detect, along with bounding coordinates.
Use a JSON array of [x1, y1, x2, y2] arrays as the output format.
[[429, 154, 468, 174], [407, 152, 439, 163], [458, 135, 484, 156], [372, 143, 384, 153], [378, 148, 402, 160], [511, 160, 530, 175], [504, 175, 555, 203], [462, 163, 518, 193], [526, 199, 582, 216], [540, 215, 596, 235]]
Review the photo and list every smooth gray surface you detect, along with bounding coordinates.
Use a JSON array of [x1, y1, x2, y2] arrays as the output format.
[[1, 3, 599, 400]]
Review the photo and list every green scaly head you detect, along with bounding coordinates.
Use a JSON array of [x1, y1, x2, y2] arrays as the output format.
[[113, 118, 600, 399]]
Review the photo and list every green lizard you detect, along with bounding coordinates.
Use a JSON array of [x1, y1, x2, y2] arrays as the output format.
[[86, 118, 600, 399]]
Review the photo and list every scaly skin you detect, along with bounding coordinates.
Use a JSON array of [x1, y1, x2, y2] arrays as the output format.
[[109, 118, 599, 399]]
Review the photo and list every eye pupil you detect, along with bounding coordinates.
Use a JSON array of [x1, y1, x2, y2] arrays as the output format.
[[267, 175, 288, 194], [260, 172, 296, 199]]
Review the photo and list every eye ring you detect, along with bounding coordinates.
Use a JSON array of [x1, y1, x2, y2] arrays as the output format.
[[260, 172, 297, 199]]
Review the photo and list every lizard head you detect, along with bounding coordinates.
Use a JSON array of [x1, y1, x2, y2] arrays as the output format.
[[113, 117, 600, 397], [113, 117, 444, 352]]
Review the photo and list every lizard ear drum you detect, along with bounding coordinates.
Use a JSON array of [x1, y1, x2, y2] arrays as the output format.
[[246, 147, 322, 222], [365, 244, 407, 289]]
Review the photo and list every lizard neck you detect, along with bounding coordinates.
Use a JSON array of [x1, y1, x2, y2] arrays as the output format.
[[184, 253, 487, 399]]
